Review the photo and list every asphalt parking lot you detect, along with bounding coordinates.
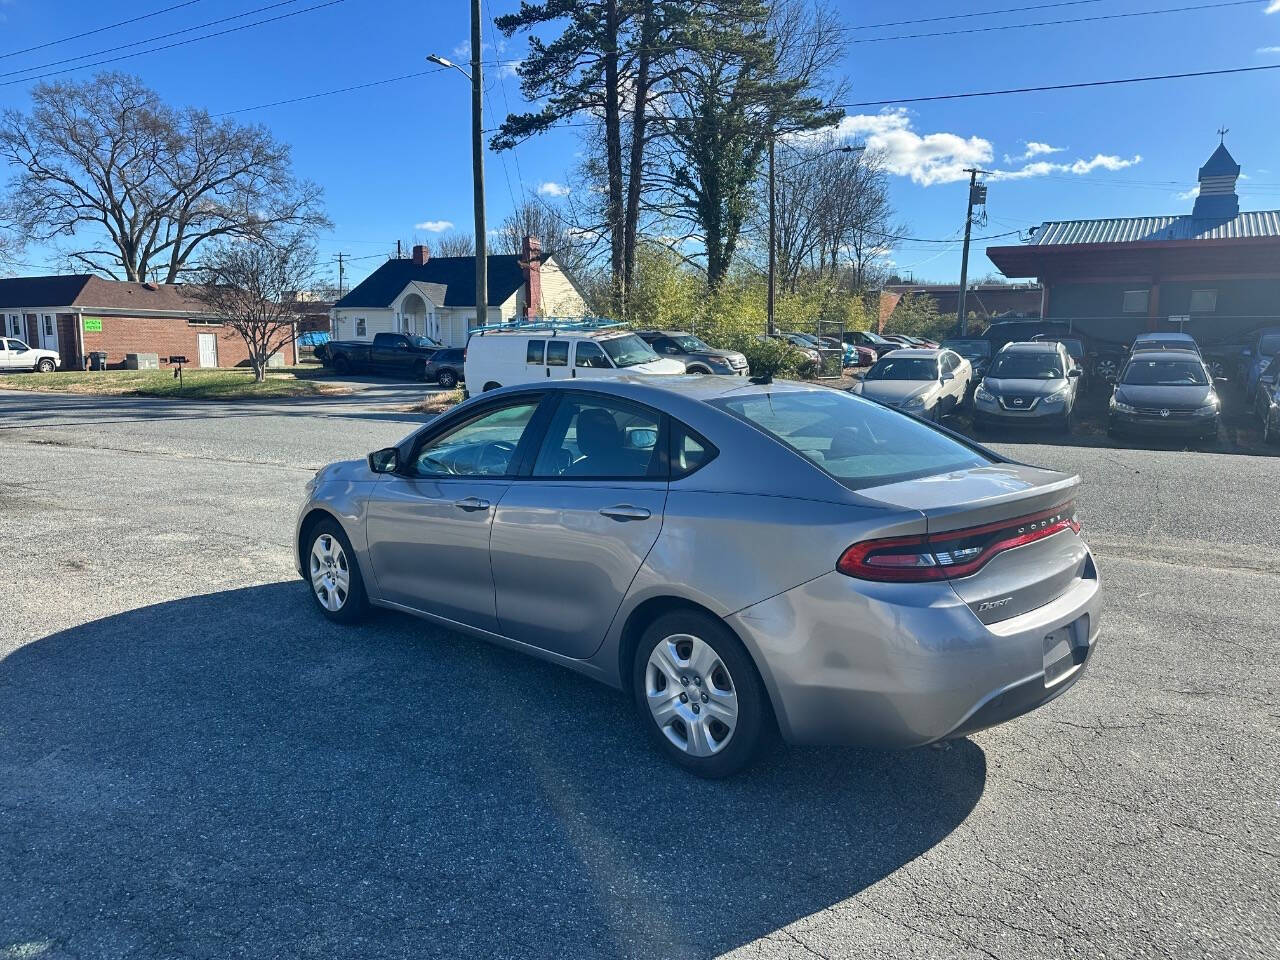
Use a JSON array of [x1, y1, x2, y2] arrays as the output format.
[[1, 386, 1277, 960]]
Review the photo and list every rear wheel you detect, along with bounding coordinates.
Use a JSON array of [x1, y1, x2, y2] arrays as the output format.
[[1265, 412, 1279, 446], [437, 368, 458, 389], [632, 610, 769, 779], [305, 519, 369, 624], [36, 358, 55, 373], [333, 355, 351, 376]]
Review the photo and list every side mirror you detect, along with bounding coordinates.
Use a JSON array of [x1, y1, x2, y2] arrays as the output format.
[[941, 372, 954, 382], [368, 447, 400, 474], [1215, 376, 1229, 384], [1068, 368, 1082, 378], [1242, 348, 1252, 357]]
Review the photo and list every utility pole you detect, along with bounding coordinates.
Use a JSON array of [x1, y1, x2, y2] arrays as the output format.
[[767, 137, 777, 335], [335, 252, 346, 298], [470, 0, 487, 331], [396, 239, 402, 259], [956, 168, 988, 337]]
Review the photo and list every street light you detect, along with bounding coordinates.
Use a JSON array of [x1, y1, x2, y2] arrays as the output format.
[[428, 6, 486, 332], [767, 141, 865, 334]]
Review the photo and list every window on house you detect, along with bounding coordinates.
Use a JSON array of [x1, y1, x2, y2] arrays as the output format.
[[8, 315, 19, 336], [43, 316, 54, 336], [1189, 289, 1218, 313], [1122, 290, 1149, 314], [355, 318, 367, 337]]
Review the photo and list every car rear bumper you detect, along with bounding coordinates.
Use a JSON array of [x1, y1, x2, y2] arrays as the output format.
[[725, 556, 1102, 748]]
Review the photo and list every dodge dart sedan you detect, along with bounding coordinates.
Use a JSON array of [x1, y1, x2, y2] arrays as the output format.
[[297, 377, 1101, 777]]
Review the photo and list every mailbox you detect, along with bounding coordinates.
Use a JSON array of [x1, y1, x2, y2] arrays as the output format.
[[168, 355, 189, 364]]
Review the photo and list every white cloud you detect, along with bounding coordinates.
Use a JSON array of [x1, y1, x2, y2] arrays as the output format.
[[1004, 140, 1067, 162], [537, 181, 572, 198], [808, 109, 993, 186], [988, 153, 1143, 181], [414, 219, 453, 232], [500, 58, 522, 79], [1259, 45, 1280, 53], [1267, 1, 1280, 13], [1175, 186, 1200, 201]]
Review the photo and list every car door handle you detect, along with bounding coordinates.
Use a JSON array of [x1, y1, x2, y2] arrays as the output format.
[[454, 496, 491, 512], [599, 505, 651, 521]]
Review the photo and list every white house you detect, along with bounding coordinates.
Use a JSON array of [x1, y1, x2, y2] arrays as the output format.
[[330, 236, 589, 347]]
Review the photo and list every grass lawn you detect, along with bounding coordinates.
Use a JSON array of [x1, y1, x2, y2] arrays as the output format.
[[406, 388, 464, 414], [0, 368, 352, 400]]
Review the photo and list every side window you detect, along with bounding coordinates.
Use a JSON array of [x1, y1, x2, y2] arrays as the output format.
[[655, 338, 679, 355], [9, 340, 27, 353], [546, 340, 569, 367], [411, 400, 540, 478], [355, 318, 367, 337], [670, 421, 717, 479], [532, 395, 661, 479], [526, 339, 545, 364], [574, 341, 611, 368]]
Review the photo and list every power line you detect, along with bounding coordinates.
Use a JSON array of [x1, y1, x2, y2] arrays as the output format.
[[0, 0, 207, 61], [846, 0, 1260, 45], [849, 0, 1106, 31], [0, 0, 347, 89], [0, 0, 309, 81], [215, 67, 447, 116]]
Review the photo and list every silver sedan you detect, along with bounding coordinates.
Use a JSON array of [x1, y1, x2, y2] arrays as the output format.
[[296, 377, 1101, 777]]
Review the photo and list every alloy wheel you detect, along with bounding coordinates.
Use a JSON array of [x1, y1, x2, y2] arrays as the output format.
[[309, 533, 350, 612], [645, 633, 738, 757]]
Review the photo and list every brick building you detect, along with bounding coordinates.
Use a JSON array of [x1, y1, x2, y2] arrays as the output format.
[[0, 275, 298, 370], [877, 282, 1042, 331]]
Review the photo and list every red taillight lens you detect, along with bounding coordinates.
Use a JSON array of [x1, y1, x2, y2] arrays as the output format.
[[838, 501, 1080, 583]]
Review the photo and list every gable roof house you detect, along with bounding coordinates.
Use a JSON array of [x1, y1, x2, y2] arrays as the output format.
[[330, 237, 588, 348], [986, 139, 1280, 351], [0, 275, 296, 370]]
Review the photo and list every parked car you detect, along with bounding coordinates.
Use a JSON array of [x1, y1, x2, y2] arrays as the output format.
[[316, 332, 443, 379], [297, 377, 1100, 777], [1239, 326, 1280, 399], [1250, 354, 1280, 445], [843, 329, 900, 359], [940, 337, 993, 381], [984, 320, 1076, 353], [852, 348, 971, 421], [423, 348, 465, 389], [972, 341, 1082, 432], [882, 334, 935, 348], [0, 337, 59, 373], [764, 333, 821, 366], [635, 329, 748, 375], [1107, 349, 1222, 442], [1129, 331, 1201, 356], [1032, 334, 1093, 393], [464, 329, 684, 392], [789, 332, 861, 368]]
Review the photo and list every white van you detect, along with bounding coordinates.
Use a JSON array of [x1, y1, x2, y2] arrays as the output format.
[[464, 328, 686, 392]]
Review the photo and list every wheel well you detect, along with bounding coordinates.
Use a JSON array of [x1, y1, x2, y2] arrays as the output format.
[[297, 508, 341, 568], [483, 381, 501, 392], [686, 364, 712, 374]]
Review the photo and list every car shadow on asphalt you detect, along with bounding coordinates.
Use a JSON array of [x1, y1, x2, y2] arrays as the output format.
[[0, 582, 986, 960]]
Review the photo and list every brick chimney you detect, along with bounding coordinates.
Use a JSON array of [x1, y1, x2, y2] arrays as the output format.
[[412, 244, 430, 266], [521, 235, 542, 318]]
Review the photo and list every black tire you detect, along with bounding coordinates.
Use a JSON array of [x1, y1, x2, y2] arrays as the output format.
[[1265, 413, 1279, 446], [1061, 409, 1073, 434], [483, 381, 501, 393], [437, 368, 458, 389], [333, 355, 351, 376], [631, 610, 770, 779], [36, 358, 55, 373], [687, 365, 712, 375], [303, 518, 370, 624]]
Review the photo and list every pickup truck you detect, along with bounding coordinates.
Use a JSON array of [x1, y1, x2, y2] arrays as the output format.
[[0, 337, 59, 373], [314, 332, 443, 379]]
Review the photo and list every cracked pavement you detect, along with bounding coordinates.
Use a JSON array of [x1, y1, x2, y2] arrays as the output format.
[[0, 388, 1276, 960]]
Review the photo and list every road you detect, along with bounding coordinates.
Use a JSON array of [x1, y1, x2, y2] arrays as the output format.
[[1, 387, 1276, 960]]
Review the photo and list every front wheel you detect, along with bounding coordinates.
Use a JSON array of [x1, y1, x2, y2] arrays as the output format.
[[36, 358, 56, 373], [632, 611, 770, 779], [332, 356, 351, 376], [437, 368, 458, 389], [305, 519, 369, 624], [1264, 412, 1279, 446]]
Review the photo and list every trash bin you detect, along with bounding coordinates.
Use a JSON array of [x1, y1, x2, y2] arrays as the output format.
[[89, 351, 108, 371]]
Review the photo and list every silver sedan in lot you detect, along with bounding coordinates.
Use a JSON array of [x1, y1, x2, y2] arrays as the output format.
[[296, 377, 1101, 777]]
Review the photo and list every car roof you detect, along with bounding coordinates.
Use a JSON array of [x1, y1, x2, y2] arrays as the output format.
[[875, 347, 941, 358], [1128, 348, 1203, 361], [1134, 331, 1195, 342], [636, 329, 692, 337], [999, 341, 1061, 353], [473, 328, 629, 340]]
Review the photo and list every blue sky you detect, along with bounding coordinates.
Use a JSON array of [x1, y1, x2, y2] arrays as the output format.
[[0, 0, 1278, 287]]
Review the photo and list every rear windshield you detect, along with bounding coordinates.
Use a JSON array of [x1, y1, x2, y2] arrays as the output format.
[[989, 352, 1063, 379], [710, 390, 990, 490], [1121, 358, 1208, 386], [941, 339, 990, 359], [864, 357, 937, 381]]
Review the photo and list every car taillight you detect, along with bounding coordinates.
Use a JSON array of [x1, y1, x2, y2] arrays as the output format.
[[837, 501, 1080, 583]]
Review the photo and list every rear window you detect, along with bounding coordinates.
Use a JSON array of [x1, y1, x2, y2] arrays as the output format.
[[711, 390, 990, 490]]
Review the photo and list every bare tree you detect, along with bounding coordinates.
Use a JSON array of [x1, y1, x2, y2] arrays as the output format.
[[433, 232, 476, 258], [190, 234, 319, 383], [0, 73, 329, 283], [495, 194, 596, 279]]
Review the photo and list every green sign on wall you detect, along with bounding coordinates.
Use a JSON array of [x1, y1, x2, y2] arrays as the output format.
[[83, 317, 102, 332]]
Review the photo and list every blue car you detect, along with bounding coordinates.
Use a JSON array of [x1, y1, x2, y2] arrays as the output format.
[[1240, 327, 1280, 398]]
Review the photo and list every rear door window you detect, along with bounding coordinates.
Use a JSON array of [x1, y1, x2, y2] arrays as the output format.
[[546, 341, 569, 367], [526, 340, 545, 364], [712, 389, 989, 490]]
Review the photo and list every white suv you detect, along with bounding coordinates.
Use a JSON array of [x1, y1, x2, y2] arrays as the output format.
[[0, 338, 60, 372], [464, 328, 685, 393]]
